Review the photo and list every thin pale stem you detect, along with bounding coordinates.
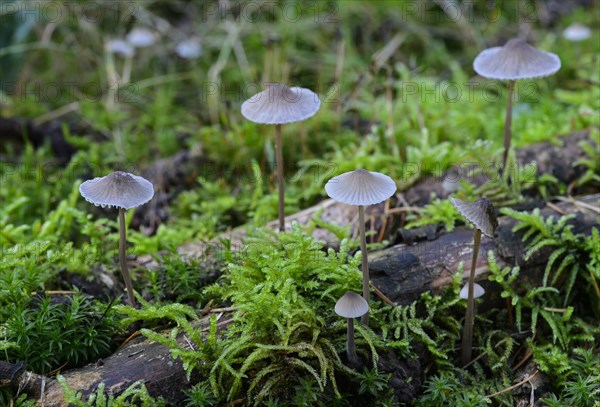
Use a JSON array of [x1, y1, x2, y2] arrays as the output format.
[[346, 318, 358, 364], [275, 124, 285, 232], [359, 205, 370, 325], [461, 228, 481, 366], [119, 208, 136, 306], [502, 80, 515, 175]]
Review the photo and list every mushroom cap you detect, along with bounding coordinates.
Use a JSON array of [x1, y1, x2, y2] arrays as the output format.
[[325, 169, 397, 206], [473, 38, 561, 80], [126, 28, 156, 48], [450, 197, 498, 238], [106, 39, 134, 57], [460, 283, 485, 299], [335, 292, 369, 319], [563, 23, 591, 42], [79, 171, 154, 210], [241, 84, 321, 125], [176, 38, 202, 59]]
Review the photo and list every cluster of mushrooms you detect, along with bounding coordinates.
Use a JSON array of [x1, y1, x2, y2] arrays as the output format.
[[79, 37, 559, 367]]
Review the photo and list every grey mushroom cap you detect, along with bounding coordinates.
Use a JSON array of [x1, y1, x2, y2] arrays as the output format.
[[79, 171, 154, 210], [335, 292, 370, 319], [473, 38, 561, 80], [325, 169, 397, 206], [460, 283, 485, 299], [241, 84, 321, 124], [450, 197, 498, 238]]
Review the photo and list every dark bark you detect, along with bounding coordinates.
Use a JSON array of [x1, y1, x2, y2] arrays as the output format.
[[369, 194, 599, 305], [0, 316, 226, 406]]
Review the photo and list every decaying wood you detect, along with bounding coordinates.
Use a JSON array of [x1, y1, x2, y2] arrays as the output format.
[[369, 194, 599, 304], [0, 315, 231, 406]]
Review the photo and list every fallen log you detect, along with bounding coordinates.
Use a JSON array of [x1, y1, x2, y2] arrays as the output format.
[[0, 314, 232, 406], [370, 194, 599, 304]]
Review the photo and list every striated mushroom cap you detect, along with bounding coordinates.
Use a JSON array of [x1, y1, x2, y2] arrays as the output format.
[[473, 38, 561, 80], [79, 171, 154, 210], [460, 283, 486, 299], [325, 169, 396, 206], [450, 197, 498, 238], [241, 84, 321, 125], [335, 292, 370, 319]]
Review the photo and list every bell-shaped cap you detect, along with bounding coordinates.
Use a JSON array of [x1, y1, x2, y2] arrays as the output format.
[[450, 197, 498, 238], [335, 292, 369, 319], [325, 169, 396, 206], [473, 38, 561, 80], [80, 171, 154, 210], [126, 28, 156, 48], [563, 23, 591, 42], [241, 84, 321, 125], [460, 283, 485, 299]]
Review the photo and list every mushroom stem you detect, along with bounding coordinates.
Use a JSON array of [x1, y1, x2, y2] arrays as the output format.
[[275, 123, 285, 232], [118, 208, 136, 306], [502, 80, 516, 175], [358, 205, 370, 325], [346, 317, 358, 364], [461, 228, 482, 366]]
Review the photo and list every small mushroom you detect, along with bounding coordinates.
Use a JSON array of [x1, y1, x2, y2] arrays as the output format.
[[459, 283, 485, 300], [126, 28, 157, 48], [326, 169, 397, 325], [176, 38, 202, 59], [106, 39, 135, 58], [241, 84, 320, 232], [450, 197, 497, 366], [80, 171, 154, 306], [473, 38, 560, 173], [335, 292, 369, 366], [563, 23, 591, 42]]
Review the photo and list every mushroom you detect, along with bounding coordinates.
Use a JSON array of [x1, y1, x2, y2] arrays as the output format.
[[459, 282, 485, 300], [241, 84, 320, 232], [563, 23, 591, 42], [450, 197, 498, 366], [126, 28, 157, 48], [325, 169, 397, 325], [335, 291, 369, 366], [176, 38, 202, 59], [106, 39, 135, 58], [473, 38, 560, 173], [79, 171, 154, 306]]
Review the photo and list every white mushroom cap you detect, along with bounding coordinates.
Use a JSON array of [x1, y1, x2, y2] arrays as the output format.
[[335, 292, 369, 319], [126, 28, 156, 48], [176, 38, 202, 59], [563, 23, 591, 42], [325, 169, 397, 206], [473, 38, 561, 80], [79, 171, 154, 210], [460, 283, 485, 299], [106, 39, 134, 57], [450, 197, 498, 238], [241, 84, 321, 125]]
